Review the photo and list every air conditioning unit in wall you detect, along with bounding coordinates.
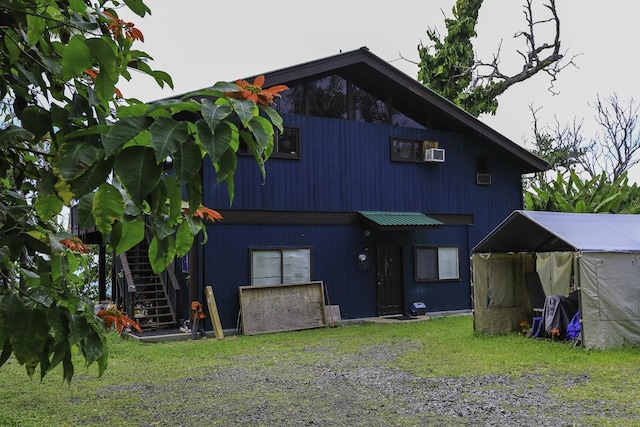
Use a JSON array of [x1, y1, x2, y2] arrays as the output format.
[[424, 148, 445, 162]]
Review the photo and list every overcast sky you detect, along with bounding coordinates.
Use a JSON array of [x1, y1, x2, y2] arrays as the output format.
[[118, 1, 640, 181]]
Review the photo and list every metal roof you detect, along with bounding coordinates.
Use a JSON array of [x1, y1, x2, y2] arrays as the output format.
[[472, 210, 640, 253], [358, 211, 443, 230]]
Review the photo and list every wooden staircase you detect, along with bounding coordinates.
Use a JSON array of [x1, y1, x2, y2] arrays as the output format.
[[119, 239, 177, 331]]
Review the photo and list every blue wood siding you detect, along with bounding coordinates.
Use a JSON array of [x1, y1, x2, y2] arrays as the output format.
[[201, 114, 526, 326], [202, 224, 377, 328], [203, 222, 475, 328], [205, 115, 523, 221]]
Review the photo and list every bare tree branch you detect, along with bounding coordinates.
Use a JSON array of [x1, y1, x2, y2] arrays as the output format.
[[530, 95, 640, 181], [591, 94, 640, 180], [474, 0, 579, 99]]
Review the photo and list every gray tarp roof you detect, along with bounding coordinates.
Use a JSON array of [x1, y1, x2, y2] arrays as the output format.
[[472, 210, 640, 253]]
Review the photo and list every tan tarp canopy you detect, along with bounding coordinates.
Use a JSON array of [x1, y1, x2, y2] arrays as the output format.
[[472, 211, 640, 349]]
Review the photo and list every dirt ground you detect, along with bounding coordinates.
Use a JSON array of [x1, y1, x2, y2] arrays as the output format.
[[88, 338, 631, 427]]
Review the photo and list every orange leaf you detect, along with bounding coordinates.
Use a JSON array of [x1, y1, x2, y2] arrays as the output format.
[[129, 27, 144, 42], [264, 85, 288, 95], [253, 75, 265, 88], [85, 69, 98, 79], [102, 11, 116, 21]]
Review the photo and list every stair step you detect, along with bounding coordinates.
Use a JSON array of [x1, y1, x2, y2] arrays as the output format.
[[134, 290, 165, 295], [121, 241, 177, 332], [136, 305, 172, 311]]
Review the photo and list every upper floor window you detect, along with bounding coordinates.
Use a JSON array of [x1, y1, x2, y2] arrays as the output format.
[[308, 75, 347, 119], [274, 127, 300, 159], [391, 108, 426, 129], [390, 137, 425, 163], [272, 74, 427, 129], [238, 126, 300, 160], [276, 83, 304, 114], [354, 84, 389, 124]]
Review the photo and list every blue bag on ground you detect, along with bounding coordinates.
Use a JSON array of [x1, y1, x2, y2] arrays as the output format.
[[566, 310, 581, 340]]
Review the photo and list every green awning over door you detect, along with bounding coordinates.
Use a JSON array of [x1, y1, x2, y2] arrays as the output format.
[[358, 211, 443, 230]]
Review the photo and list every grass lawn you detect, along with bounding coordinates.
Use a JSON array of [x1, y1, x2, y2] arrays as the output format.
[[1, 315, 640, 426]]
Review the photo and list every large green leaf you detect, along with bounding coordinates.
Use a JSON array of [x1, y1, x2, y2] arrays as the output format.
[[1, 294, 49, 371], [196, 120, 238, 164], [85, 37, 117, 82], [154, 214, 176, 240], [123, 0, 151, 17], [114, 146, 163, 205], [112, 218, 144, 255], [69, 0, 87, 12], [61, 35, 92, 80], [35, 171, 63, 219], [20, 106, 51, 142], [77, 193, 96, 230], [52, 141, 101, 181], [224, 174, 236, 206], [184, 214, 203, 236], [148, 235, 175, 274], [248, 115, 274, 154], [201, 99, 232, 132], [149, 116, 189, 164], [165, 176, 183, 224], [104, 116, 152, 157], [94, 71, 117, 103], [70, 91, 91, 119], [62, 350, 74, 384], [70, 157, 114, 199], [0, 337, 12, 369], [147, 179, 167, 220], [175, 221, 194, 257], [215, 147, 238, 185], [67, 314, 90, 347], [46, 305, 70, 347], [48, 341, 71, 381], [173, 139, 202, 185], [185, 173, 202, 215], [259, 104, 284, 133], [83, 329, 105, 367], [240, 130, 266, 181], [0, 126, 34, 148], [26, 14, 45, 46], [92, 183, 125, 236], [229, 98, 257, 126]]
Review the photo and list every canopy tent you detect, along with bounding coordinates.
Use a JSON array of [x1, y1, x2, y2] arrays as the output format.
[[471, 210, 640, 349]]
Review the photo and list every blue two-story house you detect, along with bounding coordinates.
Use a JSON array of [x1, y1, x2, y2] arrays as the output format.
[[192, 47, 547, 329]]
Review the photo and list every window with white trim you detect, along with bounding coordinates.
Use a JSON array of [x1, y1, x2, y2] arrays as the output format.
[[250, 248, 311, 286], [414, 246, 460, 282]]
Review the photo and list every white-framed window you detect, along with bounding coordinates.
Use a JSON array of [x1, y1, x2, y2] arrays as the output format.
[[250, 248, 311, 286], [414, 246, 460, 282]]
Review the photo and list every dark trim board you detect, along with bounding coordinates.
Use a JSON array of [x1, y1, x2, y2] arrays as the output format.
[[217, 210, 360, 225], [217, 210, 474, 227]]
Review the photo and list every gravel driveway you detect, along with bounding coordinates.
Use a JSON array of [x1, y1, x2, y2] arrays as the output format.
[[92, 339, 631, 426]]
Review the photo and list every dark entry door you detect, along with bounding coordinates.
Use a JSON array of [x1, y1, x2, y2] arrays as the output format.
[[376, 246, 403, 316]]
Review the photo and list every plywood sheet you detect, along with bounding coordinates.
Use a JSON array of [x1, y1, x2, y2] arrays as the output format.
[[239, 281, 326, 335]]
